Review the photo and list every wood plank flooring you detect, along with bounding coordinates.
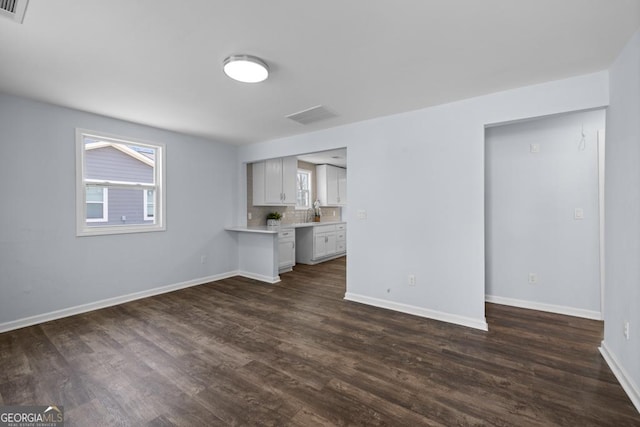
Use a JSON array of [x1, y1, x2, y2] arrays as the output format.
[[1, 257, 639, 426]]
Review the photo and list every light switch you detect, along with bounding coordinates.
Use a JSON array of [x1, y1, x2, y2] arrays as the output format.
[[574, 208, 584, 220], [530, 144, 540, 153], [357, 209, 367, 220]]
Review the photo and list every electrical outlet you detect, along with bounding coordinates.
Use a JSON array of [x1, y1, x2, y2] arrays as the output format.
[[528, 273, 538, 284], [408, 275, 416, 286], [200, 255, 207, 264], [530, 144, 540, 153], [282, 212, 286, 219], [248, 212, 252, 220], [624, 321, 630, 340]]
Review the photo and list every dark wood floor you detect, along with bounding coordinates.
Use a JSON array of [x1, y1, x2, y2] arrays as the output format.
[[1, 257, 638, 426]]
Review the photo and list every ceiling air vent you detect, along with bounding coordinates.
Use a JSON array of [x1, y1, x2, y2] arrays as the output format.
[[0, 0, 29, 23], [286, 105, 337, 125]]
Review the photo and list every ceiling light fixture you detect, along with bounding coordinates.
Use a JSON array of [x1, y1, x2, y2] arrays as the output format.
[[223, 55, 269, 83]]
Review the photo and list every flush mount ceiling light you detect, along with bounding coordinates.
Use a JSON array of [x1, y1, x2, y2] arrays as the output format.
[[223, 55, 269, 83]]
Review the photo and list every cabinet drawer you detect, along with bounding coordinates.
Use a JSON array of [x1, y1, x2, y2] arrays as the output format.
[[336, 232, 346, 241], [336, 223, 346, 231], [279, 229, 295, 239], [313, 224, 336, 235], [337, 242, 346, 252]]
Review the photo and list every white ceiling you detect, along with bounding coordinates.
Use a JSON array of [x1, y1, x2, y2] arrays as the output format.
[[1, 1, 638, 145], [298, 149, 347, 168]]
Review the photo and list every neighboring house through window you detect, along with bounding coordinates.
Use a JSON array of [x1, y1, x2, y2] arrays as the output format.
[[296, 169, 312, 209], [76, 129, 165, 236], [86, 187, 108, 222]]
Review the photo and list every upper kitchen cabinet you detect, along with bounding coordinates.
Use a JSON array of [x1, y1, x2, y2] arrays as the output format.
[[316, 164, 347, 206], [253, 157, 297, 206]]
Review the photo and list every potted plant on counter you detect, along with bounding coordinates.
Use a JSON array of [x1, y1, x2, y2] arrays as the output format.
[[266, 212, 282, 227]]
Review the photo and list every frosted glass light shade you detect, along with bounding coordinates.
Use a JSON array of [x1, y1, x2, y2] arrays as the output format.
[[223, 55, 269, 83]]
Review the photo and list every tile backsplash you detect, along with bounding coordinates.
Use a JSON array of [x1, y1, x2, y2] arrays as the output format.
[[247, 161, 342, 227]]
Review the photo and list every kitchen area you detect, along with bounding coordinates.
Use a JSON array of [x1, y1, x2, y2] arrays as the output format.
[[226, 149, 347, 283]]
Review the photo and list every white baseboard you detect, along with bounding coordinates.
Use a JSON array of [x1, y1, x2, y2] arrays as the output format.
[[236, 271, 281, 284], [599, 341, 640, 414], [344, 292, 488, 331], [485, 295, 602, 320], [0, 271, 238, 333]]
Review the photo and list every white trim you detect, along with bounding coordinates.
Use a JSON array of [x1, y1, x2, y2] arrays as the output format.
[[485, 295, 602, 320], [597, 129, 606, 317], [599, 342, 640, 414], [344, 292, 489, 331], [236, 271, 281, 284], [0, 271, 238, 333]]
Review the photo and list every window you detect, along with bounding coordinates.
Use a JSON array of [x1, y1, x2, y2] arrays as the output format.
[[76, 129, 165, 236], [296, 169, 312, 209], [86, 187, 108, 222], [143, 189, 155, 220]]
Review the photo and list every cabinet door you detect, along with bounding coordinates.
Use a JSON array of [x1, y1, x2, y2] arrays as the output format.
[[278, 239, 294, 269], [264, 158, 284, 204], [326, 166, 339, 205], [325, 232, 337, 256], [337, 167, 347, 205], [281, 156, 297, 205], [314, 234, 327, 258]]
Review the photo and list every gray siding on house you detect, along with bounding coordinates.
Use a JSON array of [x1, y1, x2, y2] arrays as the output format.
[[85, 146, 153, 183], [85, 145, 154, 226], [100, 188, 149, 226]]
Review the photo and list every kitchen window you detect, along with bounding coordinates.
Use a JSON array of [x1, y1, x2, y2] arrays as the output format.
[[296, 169, 312, 209], [76, 129, 165, 236]]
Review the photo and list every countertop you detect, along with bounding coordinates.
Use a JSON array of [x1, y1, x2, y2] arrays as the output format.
[[225, 221, 346, 234]]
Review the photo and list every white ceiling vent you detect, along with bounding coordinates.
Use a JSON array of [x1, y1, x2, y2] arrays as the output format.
[[286, 105, 337, 125], [0, 0, 29, 23]]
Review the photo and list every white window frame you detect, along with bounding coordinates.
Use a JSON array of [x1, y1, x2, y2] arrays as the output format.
[[86, 187, 109, 223], [76, 128, 166, 236], [295, 168, 312, 210]]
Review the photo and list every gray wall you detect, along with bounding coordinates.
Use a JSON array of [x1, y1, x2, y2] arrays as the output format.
[[604, 29, 640, 406], [238, 71, 609, 330], [485, 109, 605, 316], [0, 93, 239, 326]]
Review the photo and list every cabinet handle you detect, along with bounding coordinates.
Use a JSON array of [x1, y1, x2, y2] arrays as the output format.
[[292, 241, 295, 249]]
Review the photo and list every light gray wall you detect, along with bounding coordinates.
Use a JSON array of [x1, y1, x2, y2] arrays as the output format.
[[604, 29, 640, 406], [485, 109, 605, 315], [0, 93, 239, 326], [238, 71, 609, 329]]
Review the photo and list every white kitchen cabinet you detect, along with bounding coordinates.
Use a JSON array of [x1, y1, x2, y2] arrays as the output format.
[[316, 164, 347, 206], [253, 157, 297, 206], [296, 223, 346, 264], [278, 228, 295, 272]]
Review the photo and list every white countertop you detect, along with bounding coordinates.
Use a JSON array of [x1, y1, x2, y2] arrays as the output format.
[[225, 221, 346, 234]]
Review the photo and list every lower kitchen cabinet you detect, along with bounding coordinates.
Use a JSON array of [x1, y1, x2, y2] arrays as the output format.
[[296, 223, 346, 264], [278, 228, 295, 272]]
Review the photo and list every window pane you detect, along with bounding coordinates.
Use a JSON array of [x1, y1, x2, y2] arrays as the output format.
[[296, 170, 311, 208], [86, 203, 104, 219], [86, 187, 104, 202], [146, 189, 155, 218], [84, 138, 155, 184]]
